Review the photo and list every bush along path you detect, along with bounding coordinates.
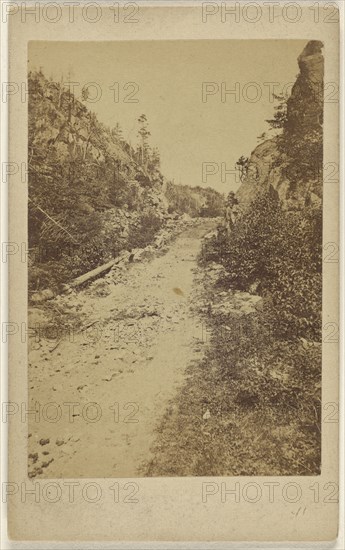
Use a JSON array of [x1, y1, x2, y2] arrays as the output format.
[[28, 218, 218, 478]]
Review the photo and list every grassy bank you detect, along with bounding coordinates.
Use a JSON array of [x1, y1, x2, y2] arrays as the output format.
[[144, 309, 321, 477]]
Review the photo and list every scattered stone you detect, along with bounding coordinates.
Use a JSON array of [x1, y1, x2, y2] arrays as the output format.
[[102, 373, 117, 382], [249, 280, 260, 294], [39, 438, 50, 446], [30, 289, 55, 304], [28, 452, 38, 463], [42, 458, 54, 468], [56, 438, 65, 446], [300, 337, 309, 349]]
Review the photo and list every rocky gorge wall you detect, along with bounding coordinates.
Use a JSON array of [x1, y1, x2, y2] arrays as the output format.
[[236, 40, 324, 211]]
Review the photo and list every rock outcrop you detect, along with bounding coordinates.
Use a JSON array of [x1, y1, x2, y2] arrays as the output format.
[[287, 40, 324, 132], [237, 40, 324, 210]]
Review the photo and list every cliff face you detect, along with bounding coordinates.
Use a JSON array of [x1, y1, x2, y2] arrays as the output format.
[[237, 40, 324, 210], [288, 40, 324, 131], [29, 71, 222, 232], [28, 71, 167, 221], [236, 137, 286, 206], [28, 71, 224, 291]]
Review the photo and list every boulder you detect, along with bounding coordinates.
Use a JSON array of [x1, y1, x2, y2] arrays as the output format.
[[30, 289, 55, 303]]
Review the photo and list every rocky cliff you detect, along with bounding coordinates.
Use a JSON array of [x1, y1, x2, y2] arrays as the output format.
[[28, 71, 223, 292], [237, 40, 324, 210], [28, 70, 168, 227]]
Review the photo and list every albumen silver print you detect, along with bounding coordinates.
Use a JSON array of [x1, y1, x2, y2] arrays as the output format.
[[6, 2, 339, 543], [27, 39, 323, 478]]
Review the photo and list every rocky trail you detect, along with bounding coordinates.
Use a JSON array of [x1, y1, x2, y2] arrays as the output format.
[[28, 218, 218, 478]]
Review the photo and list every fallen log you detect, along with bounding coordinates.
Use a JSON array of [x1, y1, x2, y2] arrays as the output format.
[[29, 252, 132, 303], [68, 259, 116, 288]]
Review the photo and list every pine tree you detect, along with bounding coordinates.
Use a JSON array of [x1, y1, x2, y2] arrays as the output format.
[[112, 122, 123, 141], [137, 114, 151, 166]]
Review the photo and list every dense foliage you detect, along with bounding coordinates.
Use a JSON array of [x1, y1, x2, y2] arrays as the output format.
[[206, 193, 322, 340], [165, 182, 223, 218]]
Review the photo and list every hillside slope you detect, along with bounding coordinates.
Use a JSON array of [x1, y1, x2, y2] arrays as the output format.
[[28, 71, 223, 292]]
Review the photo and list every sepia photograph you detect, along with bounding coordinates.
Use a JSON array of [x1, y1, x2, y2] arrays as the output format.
[[26, 38, 324, 479]]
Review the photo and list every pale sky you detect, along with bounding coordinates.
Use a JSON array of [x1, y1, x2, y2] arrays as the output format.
[[29, 40, 306, 194]]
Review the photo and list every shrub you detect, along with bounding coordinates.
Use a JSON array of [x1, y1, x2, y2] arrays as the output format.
[[127, 210, 163, 249], [209, 193, 322, 340]]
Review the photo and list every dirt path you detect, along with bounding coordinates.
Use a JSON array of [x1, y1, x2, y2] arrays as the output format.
[[28, 220, 216, 478]]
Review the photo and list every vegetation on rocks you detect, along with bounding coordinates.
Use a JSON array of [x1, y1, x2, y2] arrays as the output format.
[[205, 193, 322, 341], [165, 182, 224, 218], [28, 71, 222, 295]]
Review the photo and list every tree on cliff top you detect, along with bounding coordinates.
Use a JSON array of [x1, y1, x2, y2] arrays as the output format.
[[137, 114, 151, 166]]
